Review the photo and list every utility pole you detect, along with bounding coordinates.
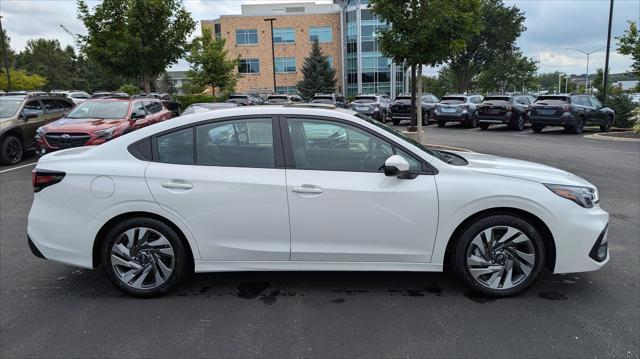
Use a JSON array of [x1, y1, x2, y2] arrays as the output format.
[[565, 75, 569, 93], [558, 73, 562, 94], [602, 0, 614, 106], [0, 16, 12, 91], [264, 18, 277, 93], [567, 47, 605, 93]]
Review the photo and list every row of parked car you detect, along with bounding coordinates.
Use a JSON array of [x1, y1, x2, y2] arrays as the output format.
[[349, 92, 616, 135]]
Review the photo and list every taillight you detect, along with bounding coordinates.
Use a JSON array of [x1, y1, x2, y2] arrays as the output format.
[[562, 104, 571, 111], [505, 105, 513, 111], [32, 170, 66, 193]]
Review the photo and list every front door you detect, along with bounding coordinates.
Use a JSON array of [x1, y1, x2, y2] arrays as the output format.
[[145, 116, 291, 261], [284, 116, 439, 263]]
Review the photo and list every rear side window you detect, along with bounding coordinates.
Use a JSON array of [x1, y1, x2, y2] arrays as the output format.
[[56, 100, 74, 110], [145, 101, 163, 114], [196, 118, 275, 168], [157, 128, 194, 165]]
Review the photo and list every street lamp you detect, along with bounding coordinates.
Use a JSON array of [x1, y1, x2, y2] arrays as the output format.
[[264, 18, 277, 93], [567, 47, 605, 93]]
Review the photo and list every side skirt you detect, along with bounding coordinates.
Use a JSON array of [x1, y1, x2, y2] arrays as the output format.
[[194, 261, 443, 273]]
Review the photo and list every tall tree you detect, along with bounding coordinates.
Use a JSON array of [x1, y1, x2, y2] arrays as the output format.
[[186, 28, 238, 96], [370, 0, 481, 138], [447, 0, 526, 92], [476, 51, 538, 93], [616, 21, 640, 84], [296, 40, 337, 100], [1, 29, 16, 69], [77, 0, 195, 92], [15, 39, 81, 90]]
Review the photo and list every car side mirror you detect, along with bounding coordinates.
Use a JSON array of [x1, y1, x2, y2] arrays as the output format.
[[23, 112, 38, 120], [130, 110, 146, 120], [383, 155, 415, 179]]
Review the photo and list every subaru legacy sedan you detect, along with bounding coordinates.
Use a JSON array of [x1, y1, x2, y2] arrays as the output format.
[[27, 106, 609, 298]]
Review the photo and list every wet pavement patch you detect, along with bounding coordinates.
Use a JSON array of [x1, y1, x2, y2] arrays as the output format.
[[331, 289, 370, 296], [538, 291, 568, 300], [259, 290, 281, 305], [331, 298, 345, 304], [464, 291, 495, 304], [388, 284, 443, 297], [237, 282, 271, 299]]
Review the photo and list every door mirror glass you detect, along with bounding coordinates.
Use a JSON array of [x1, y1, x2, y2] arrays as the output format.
[[131, 110, 146, 119], [383, 155, 414, 178], [23, 112, 38, 120]]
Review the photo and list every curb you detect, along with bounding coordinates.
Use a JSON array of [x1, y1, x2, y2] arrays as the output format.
[[584, 132, 640, 142]]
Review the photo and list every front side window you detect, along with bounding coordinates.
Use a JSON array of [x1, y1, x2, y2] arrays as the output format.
[[144, 101, 162, 114], [196, 118, 275, 168], [273, 27, 295, 44], [275, 57, 296, 73], [157, 127, 194, 165], [589, 97, 602, 108], [288, 118, 393, 172], [309, 26, 332, 43], [236, 29, 258, 45], [238, 59, 260, 74]]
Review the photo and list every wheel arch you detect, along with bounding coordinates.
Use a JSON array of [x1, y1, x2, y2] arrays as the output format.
[[92, 211, 195, 271], [443, 207, 557, 272], [0, 125, 25, 144]]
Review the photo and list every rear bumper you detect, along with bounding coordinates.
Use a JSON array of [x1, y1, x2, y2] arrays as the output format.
[[435, 113, 468, 122], [354, 109, 384, 120], [529, 113, 576, 126], [478, 112, 511, 124], [28, 235, 46, 259]]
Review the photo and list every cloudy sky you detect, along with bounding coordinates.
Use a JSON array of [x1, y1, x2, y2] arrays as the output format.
[[1, 0, 638, 76]]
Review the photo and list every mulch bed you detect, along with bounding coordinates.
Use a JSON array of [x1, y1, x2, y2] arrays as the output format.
[[597, 131, 640, 139]]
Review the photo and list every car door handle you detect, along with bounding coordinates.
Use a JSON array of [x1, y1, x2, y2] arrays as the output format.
[[161, 180, 193, 190], [292, 185, 323, 194]]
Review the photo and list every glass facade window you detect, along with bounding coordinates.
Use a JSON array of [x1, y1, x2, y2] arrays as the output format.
[[238, 59, 260, 74], [214, 23, 221, 39], [327, 56, 334, 69], [309, 26, 332, 43], [275, 57, 296, 73], [273, 28, 295, 44], [236, 29, 258, 45], [276, 86, 298, 94]]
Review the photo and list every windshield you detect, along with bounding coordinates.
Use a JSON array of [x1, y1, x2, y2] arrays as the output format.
[[354, 113, 447, 163], [311, 98, 334, 104], [354, 96, 376, 103], [483, 96, 510, 102], [535, 96, 570, 105], [440, 97, 466, 104], [0, 98, 23, 118], [66, 100, 130, 119], [394, 96, 411, 101], [227, 97, 248, 103], [266, 96, 289, 103]]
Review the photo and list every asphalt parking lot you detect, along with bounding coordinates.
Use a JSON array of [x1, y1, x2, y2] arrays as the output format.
[[1, 123, 638, 358]]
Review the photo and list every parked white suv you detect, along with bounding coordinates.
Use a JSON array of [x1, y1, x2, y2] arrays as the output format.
[[27, 106, 609, 297]]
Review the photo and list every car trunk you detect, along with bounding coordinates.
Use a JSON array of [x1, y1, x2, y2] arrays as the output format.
[[530, 97, 569, 117], [479, 98, 511, 116]]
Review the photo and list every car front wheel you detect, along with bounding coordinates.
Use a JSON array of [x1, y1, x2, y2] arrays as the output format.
[[600, 116, 612, 132], [102, 217, 190, 298], [0, 135, 24, 165], [451, 214, 546, 297]]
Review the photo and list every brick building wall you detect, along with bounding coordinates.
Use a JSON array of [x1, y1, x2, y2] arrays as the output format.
[[202, 12, 343, 95]]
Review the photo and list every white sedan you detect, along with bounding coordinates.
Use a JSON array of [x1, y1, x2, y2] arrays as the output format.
[[27, 106, 609, 297]]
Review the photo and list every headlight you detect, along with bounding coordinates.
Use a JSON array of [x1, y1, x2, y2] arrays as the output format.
[[94, 126, 117, 139], [544, 183, 598, 208], [36, 127, 46, 136]]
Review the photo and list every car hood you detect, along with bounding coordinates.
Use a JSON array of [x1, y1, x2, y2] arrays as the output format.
[[454, 151, 595, 188], [42, 117, 128, 133]]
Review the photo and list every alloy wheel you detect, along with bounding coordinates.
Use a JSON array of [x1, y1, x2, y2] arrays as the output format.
[[466, 226, 536, 290], [5, 137, 23, 164], [110, 227, 175, 290]]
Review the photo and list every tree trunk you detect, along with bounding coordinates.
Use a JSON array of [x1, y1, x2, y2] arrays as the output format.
[[409, 64, 417, 131], [143, 74, 151, 93], [416, 64, 423, 143]]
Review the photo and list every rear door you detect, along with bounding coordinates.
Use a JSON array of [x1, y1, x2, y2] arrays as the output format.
[[283, 115, 439, 262], [145, 115, 291, 261]]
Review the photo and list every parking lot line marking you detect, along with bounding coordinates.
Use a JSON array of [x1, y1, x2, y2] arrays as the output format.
[[0, 162, 37, 174]]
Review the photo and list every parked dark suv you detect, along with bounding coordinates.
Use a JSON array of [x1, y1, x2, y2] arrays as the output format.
[[350, 94, 391, 122], [264, 94, 304, 105], [528, 94, 615, 134], [434, 94, 483, 128], [226, 94, 263, 106], [310, 93, 348, 108], [389, 93, 439, 125], [0, 93, 75, 164], [477, 94, 536, 131], [134, 93, 181, 116]]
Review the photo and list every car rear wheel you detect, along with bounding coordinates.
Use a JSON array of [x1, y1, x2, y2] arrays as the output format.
[[392, 117, 400, 125], [600, 117, 612, 132], [532, 124, 544, 133], [451, 214, 546, 297], [567, 118, 584, 134], [464, 114, 478, 128], [102, 217, 190, 298], [510, 114, 525, 131], [0, 135, 24, 165], [479, 123, 490, 130]]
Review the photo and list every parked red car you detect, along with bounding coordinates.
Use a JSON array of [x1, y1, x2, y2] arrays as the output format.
[[35, 96, 173, 155]]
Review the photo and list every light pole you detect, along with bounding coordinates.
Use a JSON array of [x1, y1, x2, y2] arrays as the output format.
[[264, 18, 277, 93], [558, 73, 563, 94], [567, 47, 605, 93], [602, 0, 614, 106], [565, 74, 570, 93], [0, 16, 12, 91]]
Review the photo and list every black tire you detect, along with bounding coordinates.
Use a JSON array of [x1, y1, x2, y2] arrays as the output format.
[[464, 113, 478, 128], [568, 118, 584, 134], [532, 124, 544, 133], [437, 119, 446, 127], [600, 116, 612, 132], [101, 217, 191, 298], [0, 135, 24, 165], [392, 117, 400, 126], [509, 114, 525, 131], [450, 214, 546, 297], [479, 123, 490, 131]]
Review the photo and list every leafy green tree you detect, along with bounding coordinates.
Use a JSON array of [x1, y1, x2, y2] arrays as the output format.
[[616, 21, 640, 82], [77, 0, 195, 92], [422, 67, 456, 98], [370, 0, 481, 136], [476, 51, 538, 93], [0, 69, 47, 91], [118, 84, 140, 95], [448, 0, 526, 93], [186, 28, 238, 96], [15, 39, 81, 90], [76, 55, 131, 92], [1, 29, 16, 69], [296, 40, 337, 100]]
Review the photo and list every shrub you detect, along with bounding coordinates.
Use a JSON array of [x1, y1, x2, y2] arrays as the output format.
[[605, 90, 637, 128], [118, 84, 141, 95], [631, 107, 640, 133]]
